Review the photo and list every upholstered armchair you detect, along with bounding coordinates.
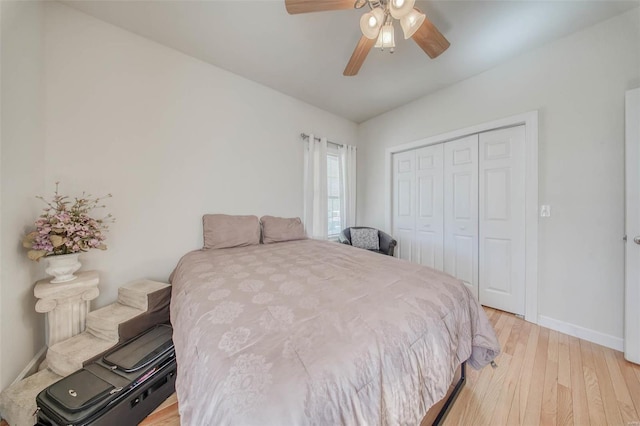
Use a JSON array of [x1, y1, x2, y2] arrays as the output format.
[[339, 227, 397, 256]]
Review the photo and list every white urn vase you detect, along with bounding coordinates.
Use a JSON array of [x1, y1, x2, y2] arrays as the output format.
[[45, 253, 82, 283]]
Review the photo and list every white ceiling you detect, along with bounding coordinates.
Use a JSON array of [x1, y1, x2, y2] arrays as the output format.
[[62, 0, 639, 123]]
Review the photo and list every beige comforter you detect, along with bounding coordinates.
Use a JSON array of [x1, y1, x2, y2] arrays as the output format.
[[170, 239, 499, 425]]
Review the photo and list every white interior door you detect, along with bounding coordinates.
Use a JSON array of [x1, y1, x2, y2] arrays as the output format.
[[625, 88, 640, 364], [415, 144, 444, 269], [479, 126, 526, 315], [444, 135, 479, 298], [393, 150, 415, 261]]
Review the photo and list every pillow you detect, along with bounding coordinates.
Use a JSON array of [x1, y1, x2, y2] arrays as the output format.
[[203, 214, 260, 249], [261, 216, 306, 244], [350, 228, 379, 251]]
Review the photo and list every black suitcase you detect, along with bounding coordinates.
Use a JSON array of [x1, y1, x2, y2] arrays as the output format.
[[36, 324, 176, 426]]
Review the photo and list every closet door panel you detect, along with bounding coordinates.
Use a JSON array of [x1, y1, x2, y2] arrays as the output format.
[[415, 144, 444, 270], [444, 135, 479, 298], [479, 126, 526, 315], [397, 229, 414, 261], [453, 235, 475, 284], [393, 150, 416, 261]]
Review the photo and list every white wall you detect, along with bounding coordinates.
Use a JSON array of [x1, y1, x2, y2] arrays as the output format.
[[358, 9, 640, 344], [0, 1, 47, 390], [43, 2, 357, 312], [1, 0, 3, 395]]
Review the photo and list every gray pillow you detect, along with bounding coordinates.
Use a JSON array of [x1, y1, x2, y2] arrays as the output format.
[[350, 228, 379, 251]]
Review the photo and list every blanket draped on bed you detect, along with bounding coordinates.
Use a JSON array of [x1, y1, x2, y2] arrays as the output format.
[[170, 239, 499, 425]]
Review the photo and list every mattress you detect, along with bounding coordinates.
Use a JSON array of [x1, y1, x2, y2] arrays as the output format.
[[169, 239, 500, 425]]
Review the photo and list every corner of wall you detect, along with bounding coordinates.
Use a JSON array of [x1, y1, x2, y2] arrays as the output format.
[[0, 0, 47, 391], [0, 0, 4, 392]]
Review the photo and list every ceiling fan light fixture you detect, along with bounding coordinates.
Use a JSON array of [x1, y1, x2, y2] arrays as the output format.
[[400, 9, 426, 39], [360, 7, 385, 39], [389, 0, 415, 19], [375, 22, 396, 51]]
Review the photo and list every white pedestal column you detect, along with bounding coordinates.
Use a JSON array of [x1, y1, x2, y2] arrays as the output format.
[[34, 270, 100, 347]]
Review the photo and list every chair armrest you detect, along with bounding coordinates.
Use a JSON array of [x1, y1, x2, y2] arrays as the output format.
[[387, 239, 397, 257], [338, 232, 351, 245], [378, 231, 397, 256]]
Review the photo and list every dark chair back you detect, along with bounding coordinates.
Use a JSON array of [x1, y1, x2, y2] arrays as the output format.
[[338, 226, 397, 256]]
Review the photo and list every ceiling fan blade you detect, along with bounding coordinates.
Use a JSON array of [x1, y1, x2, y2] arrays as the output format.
[[411, 16, 450, 59], [343, 35, 376, 77], [285, 0, 355, 14]]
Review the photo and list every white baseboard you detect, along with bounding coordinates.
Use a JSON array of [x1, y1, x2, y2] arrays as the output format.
[[10, 346, 47, 386], [537, 315, 623, 351]]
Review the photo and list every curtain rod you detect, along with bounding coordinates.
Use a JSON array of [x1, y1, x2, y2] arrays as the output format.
[[300, 133, 344, 148]]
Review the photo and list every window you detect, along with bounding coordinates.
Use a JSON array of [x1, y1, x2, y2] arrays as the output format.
[[327, 153, 342, 237], [303, 135, 355, 240]]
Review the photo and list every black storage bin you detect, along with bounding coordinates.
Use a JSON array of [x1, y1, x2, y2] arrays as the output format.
[[36, 324, 176, 426]]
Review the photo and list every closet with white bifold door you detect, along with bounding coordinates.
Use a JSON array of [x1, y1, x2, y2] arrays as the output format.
[[393, 126, 526, 315]]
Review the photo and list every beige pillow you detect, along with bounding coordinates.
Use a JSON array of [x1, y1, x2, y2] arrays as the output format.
[[261, 216, 306, 244], [203, 214, 260, 249]]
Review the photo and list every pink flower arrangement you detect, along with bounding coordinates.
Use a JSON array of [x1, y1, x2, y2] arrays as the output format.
[[22, 183, 114, 261]]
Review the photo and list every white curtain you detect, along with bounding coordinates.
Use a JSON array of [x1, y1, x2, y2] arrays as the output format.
[[339, 144, 357, 228], [303, 134, 328, 239]]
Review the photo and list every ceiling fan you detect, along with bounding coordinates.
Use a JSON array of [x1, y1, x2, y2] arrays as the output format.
[[285, 0, 450, 76]]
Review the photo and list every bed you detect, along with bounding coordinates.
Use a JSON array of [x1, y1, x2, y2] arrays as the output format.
[[169, 238, 500, 425]]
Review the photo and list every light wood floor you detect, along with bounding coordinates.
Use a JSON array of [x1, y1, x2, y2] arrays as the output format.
[[5, 307, 639, 426], [443, 307, 640, 426]]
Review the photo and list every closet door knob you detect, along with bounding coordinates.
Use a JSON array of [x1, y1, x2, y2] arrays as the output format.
[[634, 236, 640, 245]]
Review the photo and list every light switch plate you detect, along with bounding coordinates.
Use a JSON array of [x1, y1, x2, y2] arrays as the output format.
[[540, 205, 551, 217]]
